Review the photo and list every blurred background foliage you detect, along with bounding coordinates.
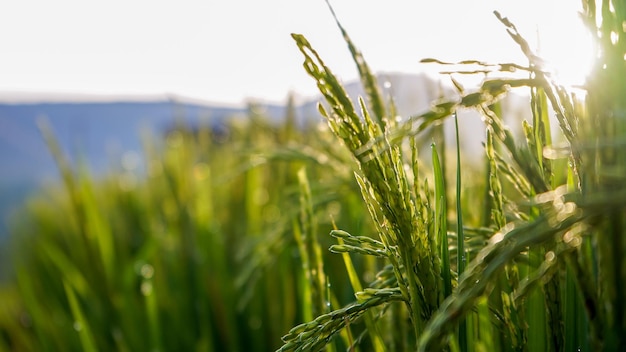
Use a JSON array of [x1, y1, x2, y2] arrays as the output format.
[[0, 101, 385, 351]]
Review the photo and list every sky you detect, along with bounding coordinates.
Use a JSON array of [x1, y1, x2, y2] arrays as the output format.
[[0, 0, 593, 105]]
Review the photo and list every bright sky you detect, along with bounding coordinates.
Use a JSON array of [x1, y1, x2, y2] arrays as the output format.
[[0, 0, 592, 105]]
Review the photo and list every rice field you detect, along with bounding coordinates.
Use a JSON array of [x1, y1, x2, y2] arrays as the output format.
[[1, 1, 625, 351]]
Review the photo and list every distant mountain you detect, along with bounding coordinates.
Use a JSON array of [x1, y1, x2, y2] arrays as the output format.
[[0, 98, 246, 240], [0, 73, 533, 241]]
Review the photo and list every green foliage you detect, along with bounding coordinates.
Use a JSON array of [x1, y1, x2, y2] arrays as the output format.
[[0, 111, 373, 351], [2, 1, 626, 351], [282, 1, 626, 351]]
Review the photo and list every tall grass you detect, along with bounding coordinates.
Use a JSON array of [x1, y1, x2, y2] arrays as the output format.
[[280, 0, 626, 351], [1, 1, 625, 351], [0, 109, 375, 351]]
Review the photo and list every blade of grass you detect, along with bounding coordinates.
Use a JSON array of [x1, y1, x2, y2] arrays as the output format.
[[324, 0, 386, 129], [139, 264, 163, 352], [454, 113, 468, 351], [331, 226, 387, 352], [63, 280, 97, 352], [297, 168, 327, 319], [432, 143, 451, 300]]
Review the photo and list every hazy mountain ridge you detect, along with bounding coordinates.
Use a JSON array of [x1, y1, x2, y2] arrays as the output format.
[[0, 72, 532, 240]]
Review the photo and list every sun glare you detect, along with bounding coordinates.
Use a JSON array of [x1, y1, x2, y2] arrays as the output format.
[[533, 7, 596, 88]]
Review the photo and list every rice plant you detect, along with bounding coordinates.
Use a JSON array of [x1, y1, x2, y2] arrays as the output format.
[[1, 1, 625, 351], [0, 109, 373, 351], [280, 0, 626, 351]]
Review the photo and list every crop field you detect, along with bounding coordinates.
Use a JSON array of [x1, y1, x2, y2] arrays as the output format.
[[1, 1, 625, 351]]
